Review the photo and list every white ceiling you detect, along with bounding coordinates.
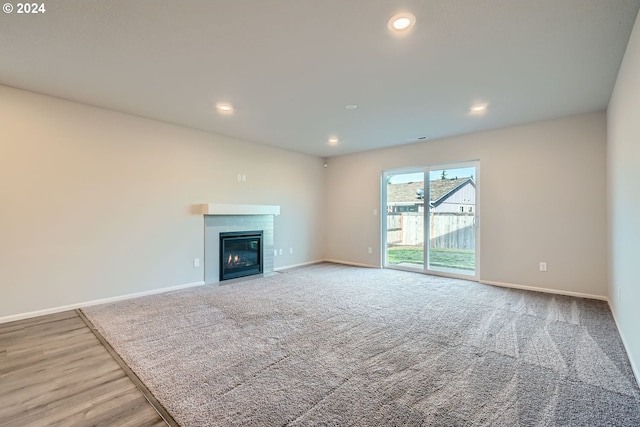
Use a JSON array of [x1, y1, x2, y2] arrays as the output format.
[[1, 0, 639, 157]]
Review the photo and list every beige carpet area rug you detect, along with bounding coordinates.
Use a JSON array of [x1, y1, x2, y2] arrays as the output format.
[[82, 263, 640, 426]]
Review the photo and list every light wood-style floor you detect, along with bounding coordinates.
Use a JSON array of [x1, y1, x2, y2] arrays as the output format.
[[0, 310, 169, 427]]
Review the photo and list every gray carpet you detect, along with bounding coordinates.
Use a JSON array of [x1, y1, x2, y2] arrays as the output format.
[[82, 263, 640, 426]]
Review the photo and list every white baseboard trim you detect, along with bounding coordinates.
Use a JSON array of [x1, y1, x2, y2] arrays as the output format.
[[0, 280, 205, 325], [274, 260, 325, 271], [323, 259, 381, 269], [479, 279, 608, 301], [607, 300, 640, 387]]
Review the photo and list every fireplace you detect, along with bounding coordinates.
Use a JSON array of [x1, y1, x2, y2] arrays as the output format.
[[219, 231, 263, 281]]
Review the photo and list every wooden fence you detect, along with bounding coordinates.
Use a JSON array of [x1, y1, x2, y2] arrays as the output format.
[[387, 212, 475, 250]]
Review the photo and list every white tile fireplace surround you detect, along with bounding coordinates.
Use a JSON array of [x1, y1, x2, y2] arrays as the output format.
[[202, 204, 280, 284]]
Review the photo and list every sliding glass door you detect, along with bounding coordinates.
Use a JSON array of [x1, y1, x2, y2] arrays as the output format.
[[383, 162, 479, 279], [385, 171, 425, 269]]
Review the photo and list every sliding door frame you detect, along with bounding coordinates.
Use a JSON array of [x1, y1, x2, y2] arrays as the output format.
[[381, 161, 481, 281]]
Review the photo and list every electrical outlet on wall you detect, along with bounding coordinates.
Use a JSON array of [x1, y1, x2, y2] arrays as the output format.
[[539, 262, 547, 272], [193, 258, 200, 267], [368, 247, 373, 254]]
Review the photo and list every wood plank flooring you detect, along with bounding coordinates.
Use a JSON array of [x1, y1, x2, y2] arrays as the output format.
[[0, 310, 169, 427]]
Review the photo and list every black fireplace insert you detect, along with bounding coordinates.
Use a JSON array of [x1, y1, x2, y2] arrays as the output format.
[[219, 231, 263, 281]]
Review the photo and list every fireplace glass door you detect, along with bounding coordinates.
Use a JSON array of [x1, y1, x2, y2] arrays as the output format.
[[219, 231, 263, 281]]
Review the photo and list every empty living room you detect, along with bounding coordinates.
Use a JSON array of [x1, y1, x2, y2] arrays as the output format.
[[2, 1, 640, 426]]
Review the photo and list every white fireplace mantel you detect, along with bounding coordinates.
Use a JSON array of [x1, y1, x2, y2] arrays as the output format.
[[201, 204, 280, 216]]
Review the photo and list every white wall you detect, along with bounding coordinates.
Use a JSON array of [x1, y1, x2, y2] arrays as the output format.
[[607, 10, 640, 382], [325, 112, 608, 298], [0, 85, 325, 319]]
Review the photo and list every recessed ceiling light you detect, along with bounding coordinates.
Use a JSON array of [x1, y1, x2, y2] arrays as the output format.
[[216, 103, 234, 113], [470, 103, 488, 114], [328, 137, 339, 145], [388, 12, 416, 33], [345, 104, 358, 110]]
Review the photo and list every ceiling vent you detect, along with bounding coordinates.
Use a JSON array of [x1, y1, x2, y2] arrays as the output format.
[[406, 136, 429, 143]]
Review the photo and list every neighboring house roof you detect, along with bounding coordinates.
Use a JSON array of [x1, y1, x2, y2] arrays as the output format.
[[387, 181, 424, 204], [387, 178, 474, 206], [430, 177, 475, 207]]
